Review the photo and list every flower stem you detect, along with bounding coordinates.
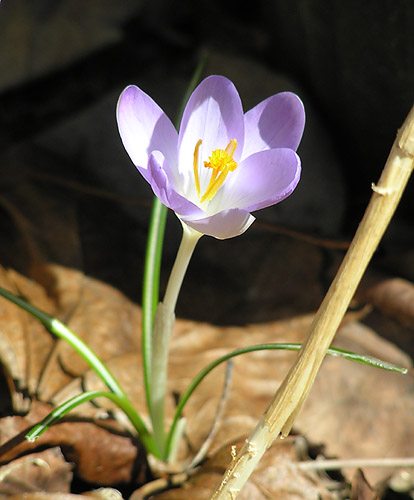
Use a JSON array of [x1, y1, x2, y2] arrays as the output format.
[[163, 224, 202, 311], [140, 54, 208, 455], [150, 223, 201, 457]]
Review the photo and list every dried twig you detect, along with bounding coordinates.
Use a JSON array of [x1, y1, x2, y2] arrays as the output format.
[[211, 104, 414, 499], [298, 457, 414, 471], [187, 361, 233, 470]]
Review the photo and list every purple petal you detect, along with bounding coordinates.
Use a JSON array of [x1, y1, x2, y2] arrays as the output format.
[[243, 92, 305, 158], [147, 152, 204, 217], [117, 85, 178, 172], [177, 76, 245, 185], [182, 208, 255, 240], [221, 148, 301, 212]]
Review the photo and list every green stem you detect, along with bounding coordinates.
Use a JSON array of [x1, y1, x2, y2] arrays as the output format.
[[150, 224, 202, 457], [142, 198, 168, 409], [25, 390, 160, 457], [165, 342, 408, 459]]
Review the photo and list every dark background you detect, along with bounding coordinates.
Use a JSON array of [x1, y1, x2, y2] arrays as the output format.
[[0, 0, 413, 325]]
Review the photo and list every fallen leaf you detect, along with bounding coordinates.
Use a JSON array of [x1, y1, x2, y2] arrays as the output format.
[[7, 493, 120, 500], [55, 268, 141, 377], [7, 268, 57, 397], [0, 267, 55, 412], [366, 278, 414, 328], [35, 265, 141, 401], [351, 469, 380, 500], [0, 401, 147, 486], [1, 265, 413, 494], [0, 447, 73, 498], [148, 437, 335, 500], [296, 321, 413, 484], [50, 306, 414, 487]]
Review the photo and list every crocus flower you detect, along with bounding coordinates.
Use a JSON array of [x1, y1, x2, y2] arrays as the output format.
[[117, 75, 304, 239]]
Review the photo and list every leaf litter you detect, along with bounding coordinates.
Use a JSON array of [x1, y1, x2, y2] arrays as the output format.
[[0, 264, 413, 499], [0, 447, 73, 498]]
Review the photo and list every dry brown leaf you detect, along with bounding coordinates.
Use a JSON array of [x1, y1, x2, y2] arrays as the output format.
[[366, 278, 414, 328], [167, 316, 412, 473], [35, 343, 74, 403], [149, 437, 335, 500], [296, 321, 413, 484], [35, 265, 141, 401], [168, 317, 309, 459], [51, 352, 152, 423], [351, 469, 380, 500], [0, 267, 29, 409], [56, 269, 141, 377], [29, 262, 84, 317], [0, 447, 73, 498], [0, 263, 142, 403], [1, 265, 413, 494], [6, 269, 57, 397], [51, 307, 414, 487], [0, 267, 56, 412], [50, 315, 309, 461], [7, 494, 119, 500], [0, 401, 147, 486]]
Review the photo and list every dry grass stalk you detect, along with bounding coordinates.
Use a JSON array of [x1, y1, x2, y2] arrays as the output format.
[[211, 104, 414, 500]]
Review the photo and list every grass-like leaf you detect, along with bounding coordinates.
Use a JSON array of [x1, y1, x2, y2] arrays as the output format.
[[25, 390, 160, 457], [165, 342, 407, 459], [142, 198, 168, 408], [0, 285, 159, 456]]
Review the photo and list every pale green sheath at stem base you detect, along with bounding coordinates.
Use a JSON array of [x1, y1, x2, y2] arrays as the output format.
[[149, 223, 202, 458]]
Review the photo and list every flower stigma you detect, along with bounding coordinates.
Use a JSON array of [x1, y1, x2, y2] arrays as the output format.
[[193, 139, 238, 204]]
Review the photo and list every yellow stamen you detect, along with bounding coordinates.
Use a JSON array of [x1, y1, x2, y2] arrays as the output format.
[[193, 139, 202, 197], [200, 170, 230, 203], [204, 168, 219, 194], [225, 138, 238, 157], [200, 139, 238, 203]]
